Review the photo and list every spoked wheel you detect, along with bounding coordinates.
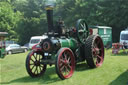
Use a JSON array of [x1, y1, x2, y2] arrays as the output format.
[[55, 48, 75, 80], [76, 19, 89, 44], [85, 35, 104, 68], [26, 50, 46, 77]]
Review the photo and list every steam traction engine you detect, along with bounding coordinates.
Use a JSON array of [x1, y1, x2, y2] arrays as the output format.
[[26, 0, 104, 80]]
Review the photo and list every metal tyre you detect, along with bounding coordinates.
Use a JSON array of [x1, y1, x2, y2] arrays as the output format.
[[85, 35, 104, 68], [26, 50, 46, 77], [55, 48, 75, 80]]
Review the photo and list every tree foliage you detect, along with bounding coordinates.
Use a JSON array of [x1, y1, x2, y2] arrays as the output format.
[[0, 0, 128, 44], [0, 1, 21, 41]]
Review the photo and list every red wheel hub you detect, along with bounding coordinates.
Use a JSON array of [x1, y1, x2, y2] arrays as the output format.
[[93, 48, 100, 56]]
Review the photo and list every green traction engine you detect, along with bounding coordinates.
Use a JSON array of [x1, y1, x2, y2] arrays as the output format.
[[26, 0, 104, 80]]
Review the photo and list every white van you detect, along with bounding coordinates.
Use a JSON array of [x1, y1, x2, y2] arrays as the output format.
[[29, 35, 48, 49], [120, 28, 128, 49]]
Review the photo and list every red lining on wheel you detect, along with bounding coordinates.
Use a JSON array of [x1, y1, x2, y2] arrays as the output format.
[[58, 48, 75, 79], [27, 51, 46, 77], [93, 37, 104, 67]]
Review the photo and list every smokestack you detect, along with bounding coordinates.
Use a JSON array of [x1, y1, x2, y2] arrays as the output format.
[[46, 10, 54, 32], [45, 0, 56, 33]]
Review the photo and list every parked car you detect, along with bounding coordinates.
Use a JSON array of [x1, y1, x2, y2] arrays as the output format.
[[5, 40, 17, 47], [24, 43, 29, 48], [29, 35, 48, 49], [6, 44, 28, 54]]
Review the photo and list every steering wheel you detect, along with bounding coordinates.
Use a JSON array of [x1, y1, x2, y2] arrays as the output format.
[[76, 19, 89, 44]]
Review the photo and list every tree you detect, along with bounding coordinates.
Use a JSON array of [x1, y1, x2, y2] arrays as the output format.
[[97, 0, 128, 42], [15, 0, 47, 45], [1, 0, 128, 44], [0, 1, 21, 41]]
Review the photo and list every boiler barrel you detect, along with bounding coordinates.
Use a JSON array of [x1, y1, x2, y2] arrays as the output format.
[[59, 38, 78, 50], [41, 38, 78, 53]]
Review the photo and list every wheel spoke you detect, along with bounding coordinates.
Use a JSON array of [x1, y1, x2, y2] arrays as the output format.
[[83, 23, 86, 29], [67, 64, 71, 69], [39, 55, 41, 61], [30, 63, 34, 65], [92, 48, 97, 56], [38, 54, 41, 61], [39, 66, 42, 72], [60, 63, 64, 68], [93, 43, 97, 49], [60, 65, 65, 71], [97, 55, 103, 61], [40, 64, 44, 68], [67, 57, 71, 62], [95, 55, 102, 64], [65, 66, 70, 73], [34, 66, 37, 74], [37, 67, 39, 74], [78, 30, 84, 33], [33, 54, 37, 61], [30, 58, 35, 62], [36, 55, 39, 61], [60, 55, 64, 61], [39, 65, 44, 71], [60, 59, 65, 63], [80, 23, 85, 29], [96, 59, 99, 64], [93, 57, 97, 64], [31, 65, 35, 70], [93, 48, 96, 52], [64, 52, 67, 60]]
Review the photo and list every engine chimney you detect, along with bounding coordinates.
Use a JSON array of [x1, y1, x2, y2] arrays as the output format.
[[45, 0, 56, 33]]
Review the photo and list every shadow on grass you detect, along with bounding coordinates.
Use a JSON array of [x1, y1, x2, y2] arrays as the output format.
[[75, 62, 90, 71], [1, 67, 61, 84], [109, 70, 128, 85], [1, 62, 92, 85]]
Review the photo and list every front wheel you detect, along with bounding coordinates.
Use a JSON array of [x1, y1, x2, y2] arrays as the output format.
[[55, 48, 75, 80], [85, 35, 104, 68], [26, 50, 47, 77]]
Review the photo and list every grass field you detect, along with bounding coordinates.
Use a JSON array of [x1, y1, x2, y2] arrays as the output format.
[[0, 49, 128, 85]]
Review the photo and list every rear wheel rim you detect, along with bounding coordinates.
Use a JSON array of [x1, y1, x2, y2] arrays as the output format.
[[92, 37, 104, 67]]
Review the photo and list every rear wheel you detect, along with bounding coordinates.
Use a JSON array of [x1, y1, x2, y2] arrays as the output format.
[[55, 48, 75, 80], [85, 35, 104, 68], [26, 50, 46, 77]]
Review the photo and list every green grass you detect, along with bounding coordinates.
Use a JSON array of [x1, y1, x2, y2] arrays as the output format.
[[0, 49, 128, 85]]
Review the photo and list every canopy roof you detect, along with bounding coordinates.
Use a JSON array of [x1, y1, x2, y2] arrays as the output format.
[[0, 32, 8, 37]]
